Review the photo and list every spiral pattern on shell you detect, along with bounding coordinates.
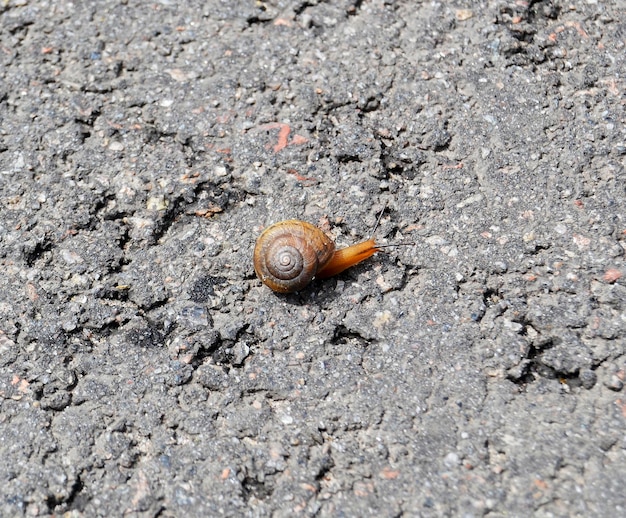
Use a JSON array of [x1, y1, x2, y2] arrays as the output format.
[[253, 220, 335, 293]]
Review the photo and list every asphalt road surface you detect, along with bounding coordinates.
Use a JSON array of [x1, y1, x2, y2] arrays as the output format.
[[0, 1, 624, 516]]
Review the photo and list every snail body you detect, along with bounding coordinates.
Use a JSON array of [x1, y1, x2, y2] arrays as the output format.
[[254, 219, 380, 293]]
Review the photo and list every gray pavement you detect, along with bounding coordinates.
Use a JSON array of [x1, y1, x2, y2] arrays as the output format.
[[0, 1, 624, 516]]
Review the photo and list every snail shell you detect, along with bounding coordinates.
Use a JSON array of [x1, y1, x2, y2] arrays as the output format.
[[253, 220, 335, 293]]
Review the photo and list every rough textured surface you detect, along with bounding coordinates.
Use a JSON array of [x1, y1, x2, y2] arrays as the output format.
[[0, 0, 624, 516]]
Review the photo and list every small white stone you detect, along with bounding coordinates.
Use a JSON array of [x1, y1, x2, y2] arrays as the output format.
[[444, 452, 460, 467]]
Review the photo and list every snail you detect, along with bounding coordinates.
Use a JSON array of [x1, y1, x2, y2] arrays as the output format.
[[253, 218, 384, 293]]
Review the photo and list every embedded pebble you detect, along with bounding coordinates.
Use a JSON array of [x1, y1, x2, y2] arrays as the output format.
[[605, 375, 624, 392], [579, 369, 597, 390], [231, 342, 250, 366], [493, 261, 508, 274], [444, 452, 460, 467]]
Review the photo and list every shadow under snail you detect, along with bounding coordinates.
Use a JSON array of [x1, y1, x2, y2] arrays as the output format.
[[254, 213, 403, 293]]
